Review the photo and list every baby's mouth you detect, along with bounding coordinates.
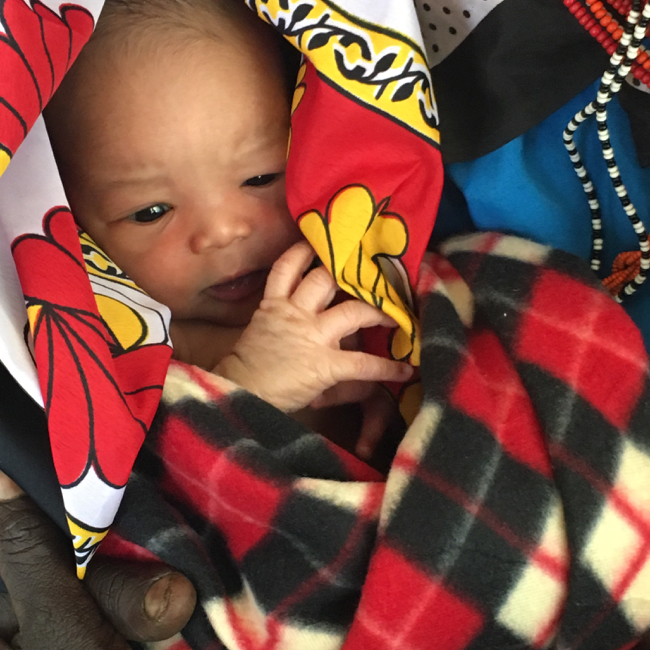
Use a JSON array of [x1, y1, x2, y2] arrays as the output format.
[[204, 269, 269, 303]]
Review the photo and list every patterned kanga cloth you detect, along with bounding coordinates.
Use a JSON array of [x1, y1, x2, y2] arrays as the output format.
[[0, 0, 443, 576], [100, 232, 650, 650], [0, 0, 442, 574]]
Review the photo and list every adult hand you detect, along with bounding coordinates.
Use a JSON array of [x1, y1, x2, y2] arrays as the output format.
[[216, 241, 413, 412], [0, 475, 196, 649]]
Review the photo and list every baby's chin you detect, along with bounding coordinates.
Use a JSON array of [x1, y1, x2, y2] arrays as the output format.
[[171, 292, 262, 328]]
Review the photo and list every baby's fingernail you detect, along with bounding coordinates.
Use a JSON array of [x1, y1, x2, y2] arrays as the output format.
[[401, 364, 414, 377], [356, 443, 371, 459]]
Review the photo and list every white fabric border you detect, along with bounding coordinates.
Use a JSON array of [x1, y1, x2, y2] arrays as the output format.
[[332, 0, 426, 51], [0, 118, 71, 406]]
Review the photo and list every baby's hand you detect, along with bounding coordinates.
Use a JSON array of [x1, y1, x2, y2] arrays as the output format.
[[215, 241, 413, 412], [311, 380, 400, 461]]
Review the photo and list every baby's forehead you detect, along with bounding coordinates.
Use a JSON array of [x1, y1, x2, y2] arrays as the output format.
[[44, 0, 292, 172], [89, 0, 247, 52]]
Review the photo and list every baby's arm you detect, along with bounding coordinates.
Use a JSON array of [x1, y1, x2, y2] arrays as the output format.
[[214, 241, 413, 413]]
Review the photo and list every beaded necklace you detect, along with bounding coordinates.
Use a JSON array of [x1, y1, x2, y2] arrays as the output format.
[[564, 0, 650, 301], [565, 0, 650, 86]]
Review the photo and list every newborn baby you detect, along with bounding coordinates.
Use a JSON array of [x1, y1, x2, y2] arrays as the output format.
[[44, 0, 413, 459]]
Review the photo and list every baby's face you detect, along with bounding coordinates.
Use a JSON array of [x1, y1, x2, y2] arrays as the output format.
[[48, 25, 302, 326]]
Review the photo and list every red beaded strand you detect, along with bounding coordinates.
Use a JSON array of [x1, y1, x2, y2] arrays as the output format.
[[564, 0, 650, 86]]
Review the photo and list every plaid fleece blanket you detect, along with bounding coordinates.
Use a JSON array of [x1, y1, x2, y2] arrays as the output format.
[[101, 232, 650, 650]]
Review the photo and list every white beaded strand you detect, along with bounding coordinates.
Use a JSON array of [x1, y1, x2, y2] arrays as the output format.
[[564, 0, 650, 301]]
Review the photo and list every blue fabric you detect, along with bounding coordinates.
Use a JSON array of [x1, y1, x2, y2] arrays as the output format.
[[448, 81, 650, 348]]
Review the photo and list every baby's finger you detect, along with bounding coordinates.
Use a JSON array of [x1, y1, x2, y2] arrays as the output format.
[[311, 380, 375, 409], [332, 350, 413, 386], [319, 300, 397, 343], [264, 241, 315, 299], [355, 390, 395, 459], [291, 266, 337, 312]]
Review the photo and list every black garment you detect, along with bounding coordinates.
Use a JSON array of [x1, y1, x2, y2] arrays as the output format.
[[431, 0, 610, 162]]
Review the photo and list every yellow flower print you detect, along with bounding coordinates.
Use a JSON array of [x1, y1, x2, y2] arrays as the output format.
[[292, 62, 306, 115], [80, 231, 171, 352], [399, 380, 423, 426], [298, 185, 420, 364], [287, 62, 307, 159], [80, 231, 142, 292]]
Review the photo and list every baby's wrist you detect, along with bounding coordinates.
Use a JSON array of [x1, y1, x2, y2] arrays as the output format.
[[214, 353, 254, 392], [214, 354, 281, 410]]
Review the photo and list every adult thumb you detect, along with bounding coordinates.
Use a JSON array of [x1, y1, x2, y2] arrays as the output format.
[[86, 557, 196, 642]]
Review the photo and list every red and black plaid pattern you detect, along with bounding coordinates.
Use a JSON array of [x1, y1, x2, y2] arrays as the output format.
[[102, 233, 650, 650]]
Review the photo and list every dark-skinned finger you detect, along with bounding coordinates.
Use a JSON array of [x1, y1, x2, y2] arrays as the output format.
[[0, 496, 130, 650], [86, 557, 196, 642], [0, 594, 18, 643]]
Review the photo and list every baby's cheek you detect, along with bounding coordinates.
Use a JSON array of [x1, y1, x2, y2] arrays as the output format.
[[122, 253, 191, 309]]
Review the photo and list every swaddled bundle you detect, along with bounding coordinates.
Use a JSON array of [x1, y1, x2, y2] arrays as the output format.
[[1, 0, 650, 649], [104, 231, 650, 650]]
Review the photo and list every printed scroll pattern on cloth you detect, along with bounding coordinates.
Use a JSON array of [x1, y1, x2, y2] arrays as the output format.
[[0, 0, 95, 177], [101, 234, 650, 650], [248, 0, 439, 143], [258, 0, 444, 371], [11, 208, 172, 577]]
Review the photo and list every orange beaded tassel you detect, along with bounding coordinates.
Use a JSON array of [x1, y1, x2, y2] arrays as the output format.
[[602, 239, 650, 296]]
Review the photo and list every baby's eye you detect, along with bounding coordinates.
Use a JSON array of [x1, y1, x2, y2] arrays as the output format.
[[242, 173, 280, 188], [128, 203, 172, 223]]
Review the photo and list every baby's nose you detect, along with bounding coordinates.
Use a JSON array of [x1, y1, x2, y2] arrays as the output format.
[[189, 211, 253, 254]]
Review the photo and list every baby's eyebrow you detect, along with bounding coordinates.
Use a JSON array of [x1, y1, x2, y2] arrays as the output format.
[[99, 174, 167, 188]]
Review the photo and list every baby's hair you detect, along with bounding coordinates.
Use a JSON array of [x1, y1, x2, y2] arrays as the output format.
[[91, 0, 243, 48], [86, 0, 299, 96]]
